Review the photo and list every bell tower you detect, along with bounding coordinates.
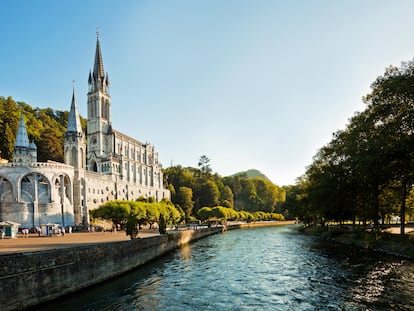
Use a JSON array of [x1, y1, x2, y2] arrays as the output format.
[[86, 32, 112, 172]]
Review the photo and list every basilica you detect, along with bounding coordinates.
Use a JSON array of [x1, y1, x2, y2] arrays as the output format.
[[0, 35, 170, 228]]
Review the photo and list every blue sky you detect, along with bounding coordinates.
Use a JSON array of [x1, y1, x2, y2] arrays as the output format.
[[1, 1, 414, 186]]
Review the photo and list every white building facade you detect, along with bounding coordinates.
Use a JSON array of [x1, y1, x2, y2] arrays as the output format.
[[0, 35, 170, 228]]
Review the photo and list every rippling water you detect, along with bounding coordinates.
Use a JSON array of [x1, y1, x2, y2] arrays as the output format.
[[37, 225, 414, 310]]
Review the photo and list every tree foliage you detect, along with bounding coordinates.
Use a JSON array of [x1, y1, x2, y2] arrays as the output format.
[[290, 60, 414, 234], [90, 199, 182, 238], [163, 160, 286, 220], [0, 96, 86, 162], [197, 206, 284, 222]]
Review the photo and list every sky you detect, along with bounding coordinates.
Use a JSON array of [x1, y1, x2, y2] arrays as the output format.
[[1, 1, 414, 186]]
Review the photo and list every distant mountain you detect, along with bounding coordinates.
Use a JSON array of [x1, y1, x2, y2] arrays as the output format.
[[231, 169, 271, 181]]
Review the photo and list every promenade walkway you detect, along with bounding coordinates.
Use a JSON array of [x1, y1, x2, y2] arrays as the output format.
[[0, 230, 159, 254]]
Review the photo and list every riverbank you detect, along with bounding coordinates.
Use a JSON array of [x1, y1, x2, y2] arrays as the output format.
[[301, 225, 414, 259], [0, 221, 295, 310]]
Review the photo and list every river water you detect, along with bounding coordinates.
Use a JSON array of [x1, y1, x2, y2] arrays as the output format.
[[37, 225, 414, 310]]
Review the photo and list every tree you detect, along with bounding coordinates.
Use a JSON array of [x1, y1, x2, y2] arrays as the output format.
[[176, 187, 194, 222], [90, 200, 131, 229], [198, 180, 220, 208], [0, 97, 19, 160], [198, 155, 212, 174], [220, 185, 234, 208], [36, 127, 64, 162]]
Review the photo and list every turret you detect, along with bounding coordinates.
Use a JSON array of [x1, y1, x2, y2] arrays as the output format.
[[64, 88, 86, 169], [13, 114, 37, 163]]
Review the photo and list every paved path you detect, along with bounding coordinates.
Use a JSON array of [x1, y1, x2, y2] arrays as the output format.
[[0, 230, 160, 254]]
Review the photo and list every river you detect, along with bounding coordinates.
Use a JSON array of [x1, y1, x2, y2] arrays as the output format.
[[36, 225, 414, 310]]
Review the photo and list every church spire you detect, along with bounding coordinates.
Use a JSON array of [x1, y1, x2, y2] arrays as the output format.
[[13, 113, 37, 163], [66, 87, 83, 134], [89, 31, 109, 93], [15, 114, 30, 148], [93, 32, 105, 83]]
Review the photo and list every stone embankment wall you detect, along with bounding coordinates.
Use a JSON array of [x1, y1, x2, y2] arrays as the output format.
[[0, 227, 222, 311]]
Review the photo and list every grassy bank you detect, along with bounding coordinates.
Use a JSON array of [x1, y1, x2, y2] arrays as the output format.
[[301, 225, 414, 259]]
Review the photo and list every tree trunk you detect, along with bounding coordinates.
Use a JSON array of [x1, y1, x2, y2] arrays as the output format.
[[400, 177, 407, 236]]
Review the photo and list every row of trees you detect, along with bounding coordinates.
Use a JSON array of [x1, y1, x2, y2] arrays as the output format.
[[0, 96, 86, 162], [164, 156, 286, 221], [290, 60, 414, 234], [90, 199, 182, 238], [90, 199, 285, 238], [197, 206, 284, 222]]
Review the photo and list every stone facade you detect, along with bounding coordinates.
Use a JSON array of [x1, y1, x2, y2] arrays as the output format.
[[0, 35, 170, 228]]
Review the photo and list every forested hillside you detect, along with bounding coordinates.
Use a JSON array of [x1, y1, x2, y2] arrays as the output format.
[[164, 157, 286, 220], [0, 96, 86, 162]]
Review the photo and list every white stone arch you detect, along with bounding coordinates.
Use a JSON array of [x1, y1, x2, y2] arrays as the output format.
[[19, 173, 51, 204], [52, 173, 72, 205], [37, 174, 51, 204], [0, 175, 14, 206]]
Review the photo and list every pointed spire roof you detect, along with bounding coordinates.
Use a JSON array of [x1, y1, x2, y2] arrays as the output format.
[[15, 114, 30, 148], [93, 33, 105, 82], [66, 88, 83, 134]]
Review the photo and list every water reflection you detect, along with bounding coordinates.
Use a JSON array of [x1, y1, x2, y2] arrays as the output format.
[[36, 226, 414, 311]]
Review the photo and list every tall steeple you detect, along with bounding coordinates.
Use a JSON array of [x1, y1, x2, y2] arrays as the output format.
[[15, 114, 30, 148], [64, 87, 86, 169], [66, 88, 83, 134], [94, 35, 105, 82], [89, 32, 109, 93], [13, 114, 37, 163]]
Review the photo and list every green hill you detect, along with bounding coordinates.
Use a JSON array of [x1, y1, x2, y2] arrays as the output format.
[[231, 169, 271, 181]]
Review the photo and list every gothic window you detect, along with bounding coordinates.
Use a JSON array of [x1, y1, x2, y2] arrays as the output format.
[[90, 100, 95, 118], [80, 148, 84, 168], [101, 98, 105, 119], [71, 146, 77, 166], [90, 160, 98, 172], [105, 100, 109, 119]]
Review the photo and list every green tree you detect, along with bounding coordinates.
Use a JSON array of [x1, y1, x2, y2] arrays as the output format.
[[198, 180, 220, 208], [176, 187, 194, 222], [90, 200, 131, 229], [198, 155, 212, 174]]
